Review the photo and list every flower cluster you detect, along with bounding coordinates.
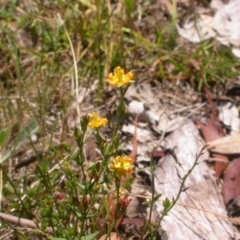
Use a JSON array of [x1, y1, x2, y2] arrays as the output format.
[[110, 156, 133, 176], [87, 112, 108, 128], [108, 66, 134, 87]]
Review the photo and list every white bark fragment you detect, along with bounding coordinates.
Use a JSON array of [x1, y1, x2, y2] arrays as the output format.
[[154, 120, 239, 239]]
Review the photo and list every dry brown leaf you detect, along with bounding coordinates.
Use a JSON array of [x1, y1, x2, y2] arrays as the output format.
[[196, 119, 228, 178], [196, 88, 229, 178], [222, 158, 240, 206], [207, 133, 240, 154]]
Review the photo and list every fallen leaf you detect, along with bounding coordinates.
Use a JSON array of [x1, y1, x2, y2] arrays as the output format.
[[222, 158, 240, 206], [196, 119, 228, 178], [207, 133, 240, 154], [196, 88, 229, 178], [157, 114, 186, 132]]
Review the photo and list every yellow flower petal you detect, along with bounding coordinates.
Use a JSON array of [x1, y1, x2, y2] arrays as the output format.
[[110, 156, 133, 176], [108, 66, 134, 87], [87, 112, 108, 128]]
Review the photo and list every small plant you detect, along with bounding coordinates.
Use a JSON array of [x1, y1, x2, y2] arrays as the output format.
[[38, 66, 134, 239], [5, 66, 134, 239]]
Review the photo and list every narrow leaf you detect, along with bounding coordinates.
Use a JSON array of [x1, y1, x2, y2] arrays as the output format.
[[80, 231, 99, 240], [2, 118, 39, 162], [0, 128, 9, 148]]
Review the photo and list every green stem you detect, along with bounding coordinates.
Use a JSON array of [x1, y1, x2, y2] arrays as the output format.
[[147, 157, 155, 230]]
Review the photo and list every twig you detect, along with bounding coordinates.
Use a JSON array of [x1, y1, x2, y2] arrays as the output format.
[[0, 212, 53, 233], [128, 115, 139, 162], [0, 212, 37, 228]]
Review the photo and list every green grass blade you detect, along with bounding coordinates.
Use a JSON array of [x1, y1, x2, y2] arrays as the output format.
[[2, 118, 39, 163]]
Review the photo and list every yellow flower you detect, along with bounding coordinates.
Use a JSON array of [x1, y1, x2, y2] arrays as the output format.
[[110, 156, 133, 176], [87, 112, 108, 128], [108, 66, 134, 87]]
